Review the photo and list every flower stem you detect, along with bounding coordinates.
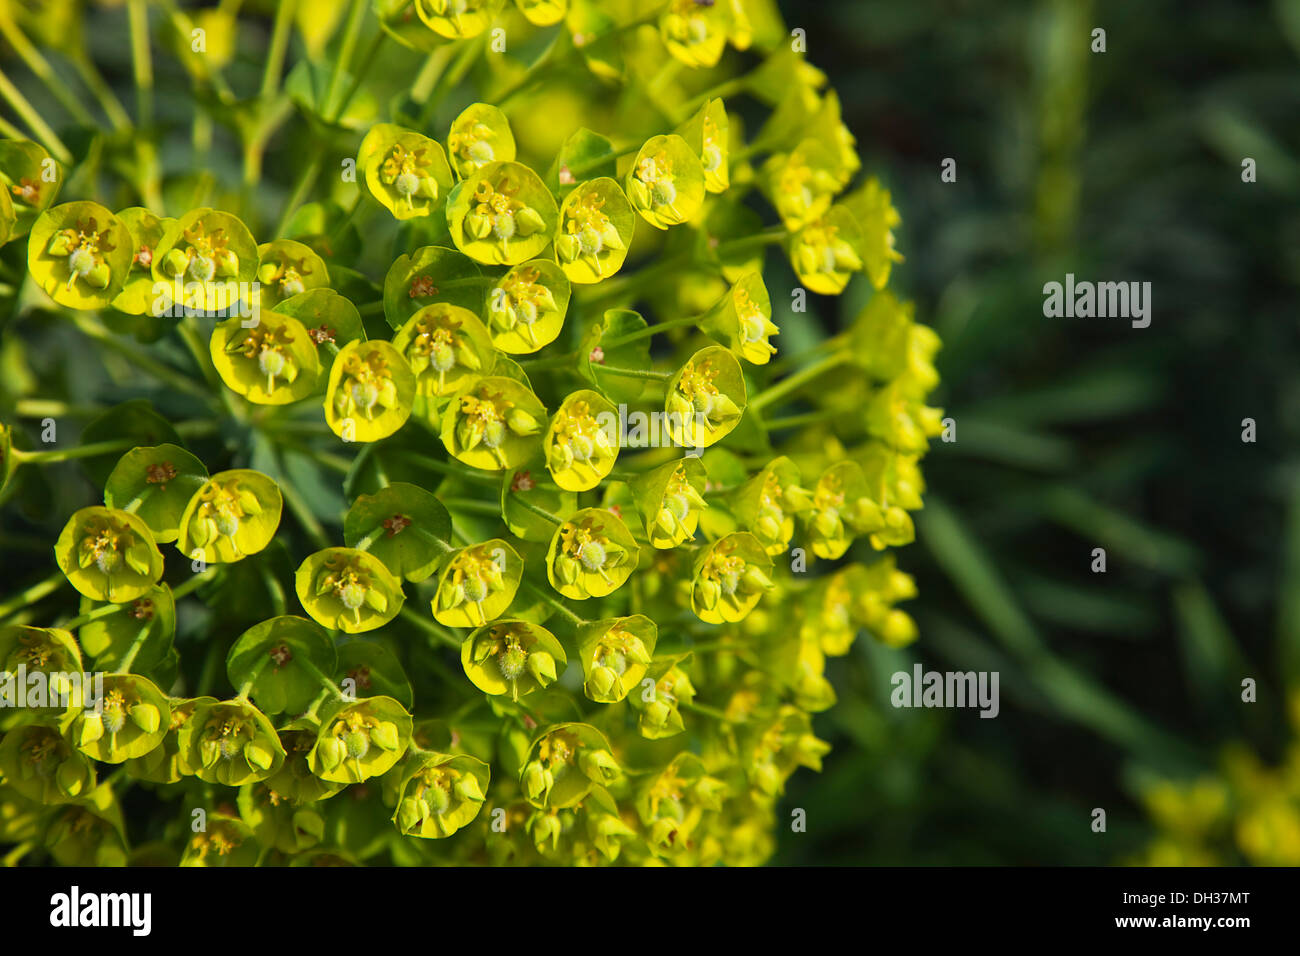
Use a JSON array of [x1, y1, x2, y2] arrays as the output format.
[[601, 314, 702, 349], [522, 581, 587, 626], [0, 64, 71, 162], [324, 0, 367, 121], [0, 571, 65, 620], [399, 606, 461, 650], [114, 621, 155, 674], [592, 365, 672, 381], [260, 0, 297, 101], [296, 654, 344, 699], [14, 438, 136, 464], [749, 352, 852, 412]]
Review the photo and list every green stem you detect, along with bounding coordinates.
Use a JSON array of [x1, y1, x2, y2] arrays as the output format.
[[127, 0, 153, 127], [592, 365, 672, 381], [403, 453, 499, 486], [522, 581, 587, 626], [0, 15, 94, 126], [325, 0, 367, 121], [15, 438, 136, 464], [0, 64, 71, 162], [114, 621, 155, 674], [513, 496, 563, 526], [495, 29, 564, 108], [170, 572, 213, 600], [750, 352, 852, 413], [680, 699, 733, 722], [0, 571, 64, 620], [601, 314, 702, 349], [236, 655, 270, 700], [71, 315, 216, 404], [71, 54, 132, 131], [443, 497, 504, 517], [762, 409, 842, 432], [420, 34, 486, 126], [332, 28, 387, 122], [399, 606, 462, 650], [260, 0, 296, 100], [275, 151, 322, 238], [295, 654, 344, 699], [278, 472, 332, 550], [13, 399, 104, 418], [59, 601, 127, 631]]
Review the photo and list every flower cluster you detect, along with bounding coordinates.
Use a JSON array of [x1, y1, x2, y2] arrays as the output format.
[[0, 0, 942, 867]]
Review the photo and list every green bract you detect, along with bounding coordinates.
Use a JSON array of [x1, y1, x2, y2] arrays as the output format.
[[0, 626, 83, 719], [447, 160, 558, 266], [432, 538, 522, 627], [0, 723, 96, 803], [176, 469, 283, 564], [678, 98, 730, 194], [691, 532, 774, 624], [360, 124, 454, 220], [577, 614, 657, 704], [177, 697, 285, 786], [295, 547, 405, 633], [520, 722, 619, 810], [555, 177, 634, 284], [110, 206, 170, 315], [462, 619, 565, 699], [440, 376, 546, 471], [392, 303, 494, 414], [226, 616, 337, 715], [67, 673, 171, 764], [55, 506, 163, 602], [29, 201, 133, 309], [626, 135, 706, 230], [395, 751, 489, 838], [0, 140, 59, 238], [486, 259, 570, 353], [702, 272, 778, 365], [150, 207, 258, 313], [210, 310, 322, 404], [308, 695, 412, 784], [326, 339, 416, 442], [546, 508, 640, 600], [343, 482, 452, 582], [416, 0, 502, 39], [256, 239, 329, 308], [631, 457, 708, 549], [448, 103, 516, 178], [665, 346, 747, 448], [103, 444, 208, 545], [544, 389, 619, 492]]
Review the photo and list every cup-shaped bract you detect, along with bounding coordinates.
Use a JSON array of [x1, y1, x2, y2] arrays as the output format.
[[255, 239, 330, 309], [29, 201, 133, 310], [178, 697, 286, 786], [544, 389, 619, 491], [462, 618, 566, 700], [448, 160, 558, 266], [210, 310, 322, 404], [150, 207, 259, 313], [632, 457, 708, 549], [448, 103, 516, 178], [0, 626, 83, 719], [416, 0, 502, 38], [703, 271, 778, 365], [635, 751, 728, 860], [577, 614, 657, 704], [660, 0, 733, 68], [554, 177, 634, 284], [392, 303, 494, 416], [103, 444, 208, 545], [226, 615, 337, 715], [691, 532, 775, 624], [664, 346, 747, 449], [432, 538, 522, 627], [762, 139, 844, 231], [394, 751, 490, 838], [628, 653, 696, 740], [486, 259, 570, 354], [295, 547, 405, 633], [343, 482, 453, 582], [325, 339, 416, 442], [124, 695, 216, 784], [0, 140, 60, 238], [440, 376, 547, 471], [626, 135, 706, 230], [803, 460, 877, 560], [729, 455, 811, 556], [308, 695, 412, 784], [677, 97, 730, 194], [111, 206, 171, 315], [361, 124, 454, 220], [68, 673, 172, 764], [788, 204, 864, 296], [546, 508, 640, 600], [55, 506, 164, 603], [742, 705, 831, 798], [0, 723, 97, 803], [180, 816, 259, 867], [176, 469, 283, 564], [262, 716, 345, 805], [520, 722, 619, 809]]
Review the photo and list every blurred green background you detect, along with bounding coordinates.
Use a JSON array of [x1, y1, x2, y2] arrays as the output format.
[[771, 0, 1300, 865]]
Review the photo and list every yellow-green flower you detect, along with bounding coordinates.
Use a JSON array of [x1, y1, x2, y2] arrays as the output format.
[[110, 206, 171, 315], [626, 135, 706, 229], [392, 303, 492, 415], [151, 207, 258, 313], [0, 139, 60, 238], [631, 457, 708, 549], [308, 695, 412, 784], [763, 140, 844, 230], [0, 625, 83, 719], [520, 722, 619, 809], [842, 176, 904, 290], [545, 389, 619, 491], [237, 782, 325, 854], [255, 239, 329, 309], [395, 751, 490, 838], [439, 376, 546, 470], [0, 723, 96, 803], [578, 614, 656, 704], [636, 752, 727, 860], [210, 310, 321, 404], [743, 705, 831, 798], [554, 177, 634, 284], [447, 103, 516, 178], [865, 380, 945, 455], [802, 461, 870, 560], [55, 506, 163, 602], [629, 653, 696, 739], [730, 456, 812, 555], [262, 717, 346, 804], [546, 508, 640, 600], [514, 0, 565, 26], [486, 259, 569, 354], [125, 696, 215, 784], [295, 547, 405, 633], [665, 345, 746, 448], [175, 697, 284, 786], [677, 97, 730, 193], [28, 201, 133, 309], [461, 619, 565, 699], [176, 469, 282, 564], [326, 339, 416, 442], [361, 124, 454, 220], [67, 673, 171, 764], [180, 816, 259, 867], [45, 786, 128, 866], [448, 160, 558, 265], [660, 0, 733, 68], [702, 271, 779, 364], [416, 0, 501, 39], [788, 204, 864, 295], [691, 532, 774, 624], [432, 538, 522, 627]]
